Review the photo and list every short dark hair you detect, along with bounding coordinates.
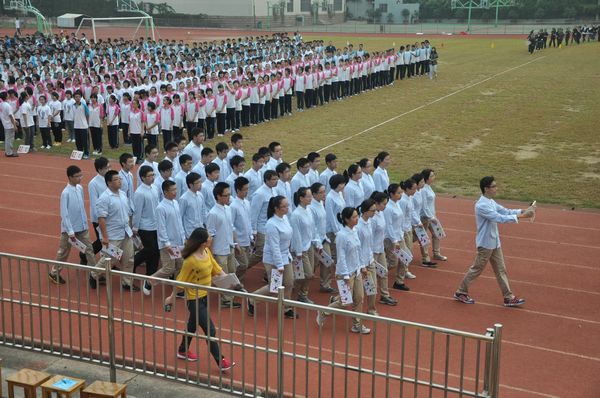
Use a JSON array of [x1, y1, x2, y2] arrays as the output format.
[[307, 152, 320, 162], [201, 147, 214, 157], [268, 141, 281, 153], [231, 132, 243, 144], [421, 168, 434, 182], [186, 172, 201, 188], [329, 174, 346, 190], [119, 152, 133, 166], [213, 181, 230, 199], [234, 176, 249, 192], [158, 159, 173, 172], [480, 176, 495, 194], [205, 162, 220, 176], [165, 142, 178, 152], [94, 157, 109, 172], [325, 153, 337, 164], [145, 144, 157, 155], [162, 179, 176, 194], [263, 169, 278, 183], [229, 155, 245, 168], [66, 165, 81, 177], [190, 127, 203, 138], [297, 157, 309, 169], [216, 142, 229, 153], [252, 153, 262, 162], [179, 153, 192, 166], [139, 165, 154, 178], [104, 170, 119, 184], [275, 162, 290, 176]]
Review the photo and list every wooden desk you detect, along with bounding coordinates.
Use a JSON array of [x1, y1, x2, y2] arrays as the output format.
[[41, 375, 86, 398], [81, 381, 127, 398], [6, 368, 51, 398]]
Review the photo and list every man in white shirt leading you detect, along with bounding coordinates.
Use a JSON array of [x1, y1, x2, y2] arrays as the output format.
[[85, 157, 110, 264], [132, 165, 160, 278], [454, 176, 535, 307]]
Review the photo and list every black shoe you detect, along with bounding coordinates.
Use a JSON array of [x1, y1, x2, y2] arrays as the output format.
[[221, 301, 242, 309], [176, 290, 185, 298], [89, 276, 97, 289], [48, 272, 66, 285], [392, 283, 410, 291], [284, 309, 299, 319], [319, 286, 336, 294], [98, 276, 107, 285], [421, 261, 438, 268], [379, 296, 398, 306], [79, 255, 88, 265], [247, 302, 255, 317], [122, 284, 140, 292]]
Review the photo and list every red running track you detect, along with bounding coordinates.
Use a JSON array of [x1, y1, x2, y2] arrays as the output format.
[[0, 153, 599, 398]]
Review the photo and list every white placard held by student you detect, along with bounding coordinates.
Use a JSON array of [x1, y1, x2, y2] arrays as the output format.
[[212, 273, 241, 289], [101, 243, 123, 261], [17, 145, 30, 154], [337, 279, 353, 305], [394, 248, 413, 266], [269, 268, 283, 293], [132, 234, 143, 250], [293, 258, 305, 279], [363, 274, 377, 296], [430, 220, 446, 240], [68, 237, 87, 253], [70, 150, 84, 160], [414, 225, 431, 247], [374, 261, 388, 278], [318, 250, 334, 268]]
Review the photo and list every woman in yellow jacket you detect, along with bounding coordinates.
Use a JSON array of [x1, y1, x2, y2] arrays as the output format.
[[164, 227, 235, 371]]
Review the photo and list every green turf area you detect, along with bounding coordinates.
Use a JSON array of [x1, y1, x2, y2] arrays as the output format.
[[29, 36, 600, 208]]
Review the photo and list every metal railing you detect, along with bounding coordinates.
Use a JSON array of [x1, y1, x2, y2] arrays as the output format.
[[0, 252, 502, 397]]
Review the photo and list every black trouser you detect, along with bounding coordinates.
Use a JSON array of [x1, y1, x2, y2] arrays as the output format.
[[264, 101, 271, 120], [205, 117, 215, 139], [296, 91, 304, 110], [162, 129, 172, 150], [80, 222, 102, 264], [235, 110, 241, 129], [284, 94, 292, 114], [250, 103, 258, 124], [241, 105, 250, 126], [133, 229, 159, 275], [40, 127, 52, 147], [331, 82, 338, 100], [217, 113, 226, 134], [305, 89, 314, 108], [179, 297, 222, 364], [279, 95, 285, 116], [147, 134, 158, 148], [318, 86, 324, 105], [90, 127, 102, 151], [74, 128, 89, 156], [173, 126, 182, 142], [108, 125, 118, 148], [257, 104, 264, 122], [226, 108, 235, 130], [324, 84, 331, 102], [51, 122, 62, 143], [196, 119, 206, 137], [270, 99, 278, 119], [389, 67, 395, 83], [186, 121, 196, 137], [130, 134, 143, 161], [120, 123, 130, 144]]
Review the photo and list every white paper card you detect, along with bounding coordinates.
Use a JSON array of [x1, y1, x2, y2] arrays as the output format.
[[212, 273, 240, 289], [318, 251, 334, 268], [101, 244, 123, 261], [132, 235, 143, 250], [169, 246, 182, 259], [269, 268, 283, 293], [430, 221, 446, 240], [70, 150, 84, 160], [69, 238, 87, 253], [17, 145, 30, 154], [132, 156, 138, 164], [293, 258, 305, 279], [394, 248, 413, 266], [363, 275, 377, 296], [337, 279, 353, 305], [374, 261, 388, 278], [414, 225, 431, 247]]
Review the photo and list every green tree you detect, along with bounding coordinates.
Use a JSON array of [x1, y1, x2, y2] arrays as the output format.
[[387, 12, 394, 23], [401, 8, 410, 23]]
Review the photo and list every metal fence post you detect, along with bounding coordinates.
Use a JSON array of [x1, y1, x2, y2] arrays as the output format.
[[104, 259, 117, 382], [482, 327, 494, 396], [490, 324, 503, 397], [276, 286, 285, 398]]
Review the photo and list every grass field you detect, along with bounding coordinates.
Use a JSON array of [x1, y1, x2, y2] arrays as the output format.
[[30, 36, 600, 208]]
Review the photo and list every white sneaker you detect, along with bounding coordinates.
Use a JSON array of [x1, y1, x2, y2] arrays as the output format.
[[142, 281, 151, 296], [406, 271, 416, 279], [316, 311, 325, 327], [351, 325, 371, 334]]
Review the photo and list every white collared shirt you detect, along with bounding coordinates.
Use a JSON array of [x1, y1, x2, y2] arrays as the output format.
[[206, 203, 234, 256], [132, 183, 159, 231], [325, 190, 346, 234], [179, 189, 205, 238], [230, 196, 252, 247], [263, 214, 293, 269], [60, 184, 88, 234], [475, 196, 520, 250]]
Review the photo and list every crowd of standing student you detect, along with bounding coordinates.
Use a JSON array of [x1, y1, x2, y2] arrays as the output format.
[[0, 31, 439, 159], [527, 25, 599, 54]]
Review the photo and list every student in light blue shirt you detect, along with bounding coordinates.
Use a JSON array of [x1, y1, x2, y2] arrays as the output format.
[[201, 163, 220, 220], [213, 142, 232, 182], [383, 183, 410, 292], [174, 154, 193, 199], [51, 165, 97, 285], [250, 195, 297, 319], [325, 174, 346, 250], [132, 165, 160, 278], [419, 168, 447, 264], [290, 157, 312, 197], [319, 153, 337, 194], [230, 177, 253, 281], [137, 144, 159, 188], [225, 155, 245, 199], [95, 170, 136, 290], [243, 153, 264, 200], [343, 164, 364, 208], [144, 180, 186, 293], [275, 162, 293, 207], [306, 152, 321, 185], [373, 151, 391, 193], [179, 172, 205, 238], [118, 153, 135, 206], [358, 158, 376, 200], [87, 157, 110, 262], [455, 176, 534, 307], [206, 182, 240, 308], [191, 147, 214, 182], [309, 182, 335, 292], [248, 170, 278, 268], [182, 126, 205, 166], [154, 159, 174, 202]]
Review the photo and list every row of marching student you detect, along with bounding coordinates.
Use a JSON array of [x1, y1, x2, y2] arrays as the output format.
[[1, 30, 439, 159], [51, 132, 449, 367]]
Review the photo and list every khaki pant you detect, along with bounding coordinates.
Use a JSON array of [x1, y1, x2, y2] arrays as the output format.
[[324, 274, 365, 327], [53, 230, 96, 274], [95, 236, 134, 285], [234, 245, 251, 282], [365, 262, 378, 314], [384, 238, 408, 284], [374, 252, 391, 298], [214, 250, 237, 303], [320, 233, 338, 289], [247, 232, 265, 268], [294, 247, 315, 298], [150, 248, 184, 285], [253, 263, 294, 310], [403, 231, 414, 268], [420, 217, 442, 262], [457, 247, 513, 299]]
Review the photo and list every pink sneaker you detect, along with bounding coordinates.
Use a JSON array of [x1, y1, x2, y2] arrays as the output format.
[[220, 357, 235, 372], [177, 351, 198, 361]]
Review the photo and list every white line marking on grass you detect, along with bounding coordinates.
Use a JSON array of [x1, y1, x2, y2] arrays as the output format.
[[305, 56, 547, 157]]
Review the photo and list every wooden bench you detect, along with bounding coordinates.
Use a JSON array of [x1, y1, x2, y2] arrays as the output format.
[[81, 381, 127, 398], [41, 375, 86, 398], [6, 368, 51, 398]]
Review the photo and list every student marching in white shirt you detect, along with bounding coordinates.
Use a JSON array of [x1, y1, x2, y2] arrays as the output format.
[[358, 158, 376, 200], [182, 127, 205, 166], [290, 158, 312, 197], [163, 142, 181, 176], [226, 133, 244, 160], [316, 207, 370, 334], [191, 147, 214, 182], [230, 177, 253, 282], [179, 172, 205, 238], [343, 164, 364, 208], [306, 152, 321, 185], [420, 169, 448, 264], [319, 153, 338, 194], [87, 157, 110, 262], [243, 153, 265, 199], [225, 155, 245, 199], [373, 151, 391, 193], [248, 170, 279, 268], [174, 154, 193, 200], [132, 165, 160, 279], [200, 163, 221, 220], [370, 192, 398, 306], [356, 199, 379, 315], [137, 145, 160, 188], [275, 162, 293, 207], [51, 165, 97, 285], [383, 183, 411, 292], [213, 142, 232, 182], [399, 178, 421, 279]]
